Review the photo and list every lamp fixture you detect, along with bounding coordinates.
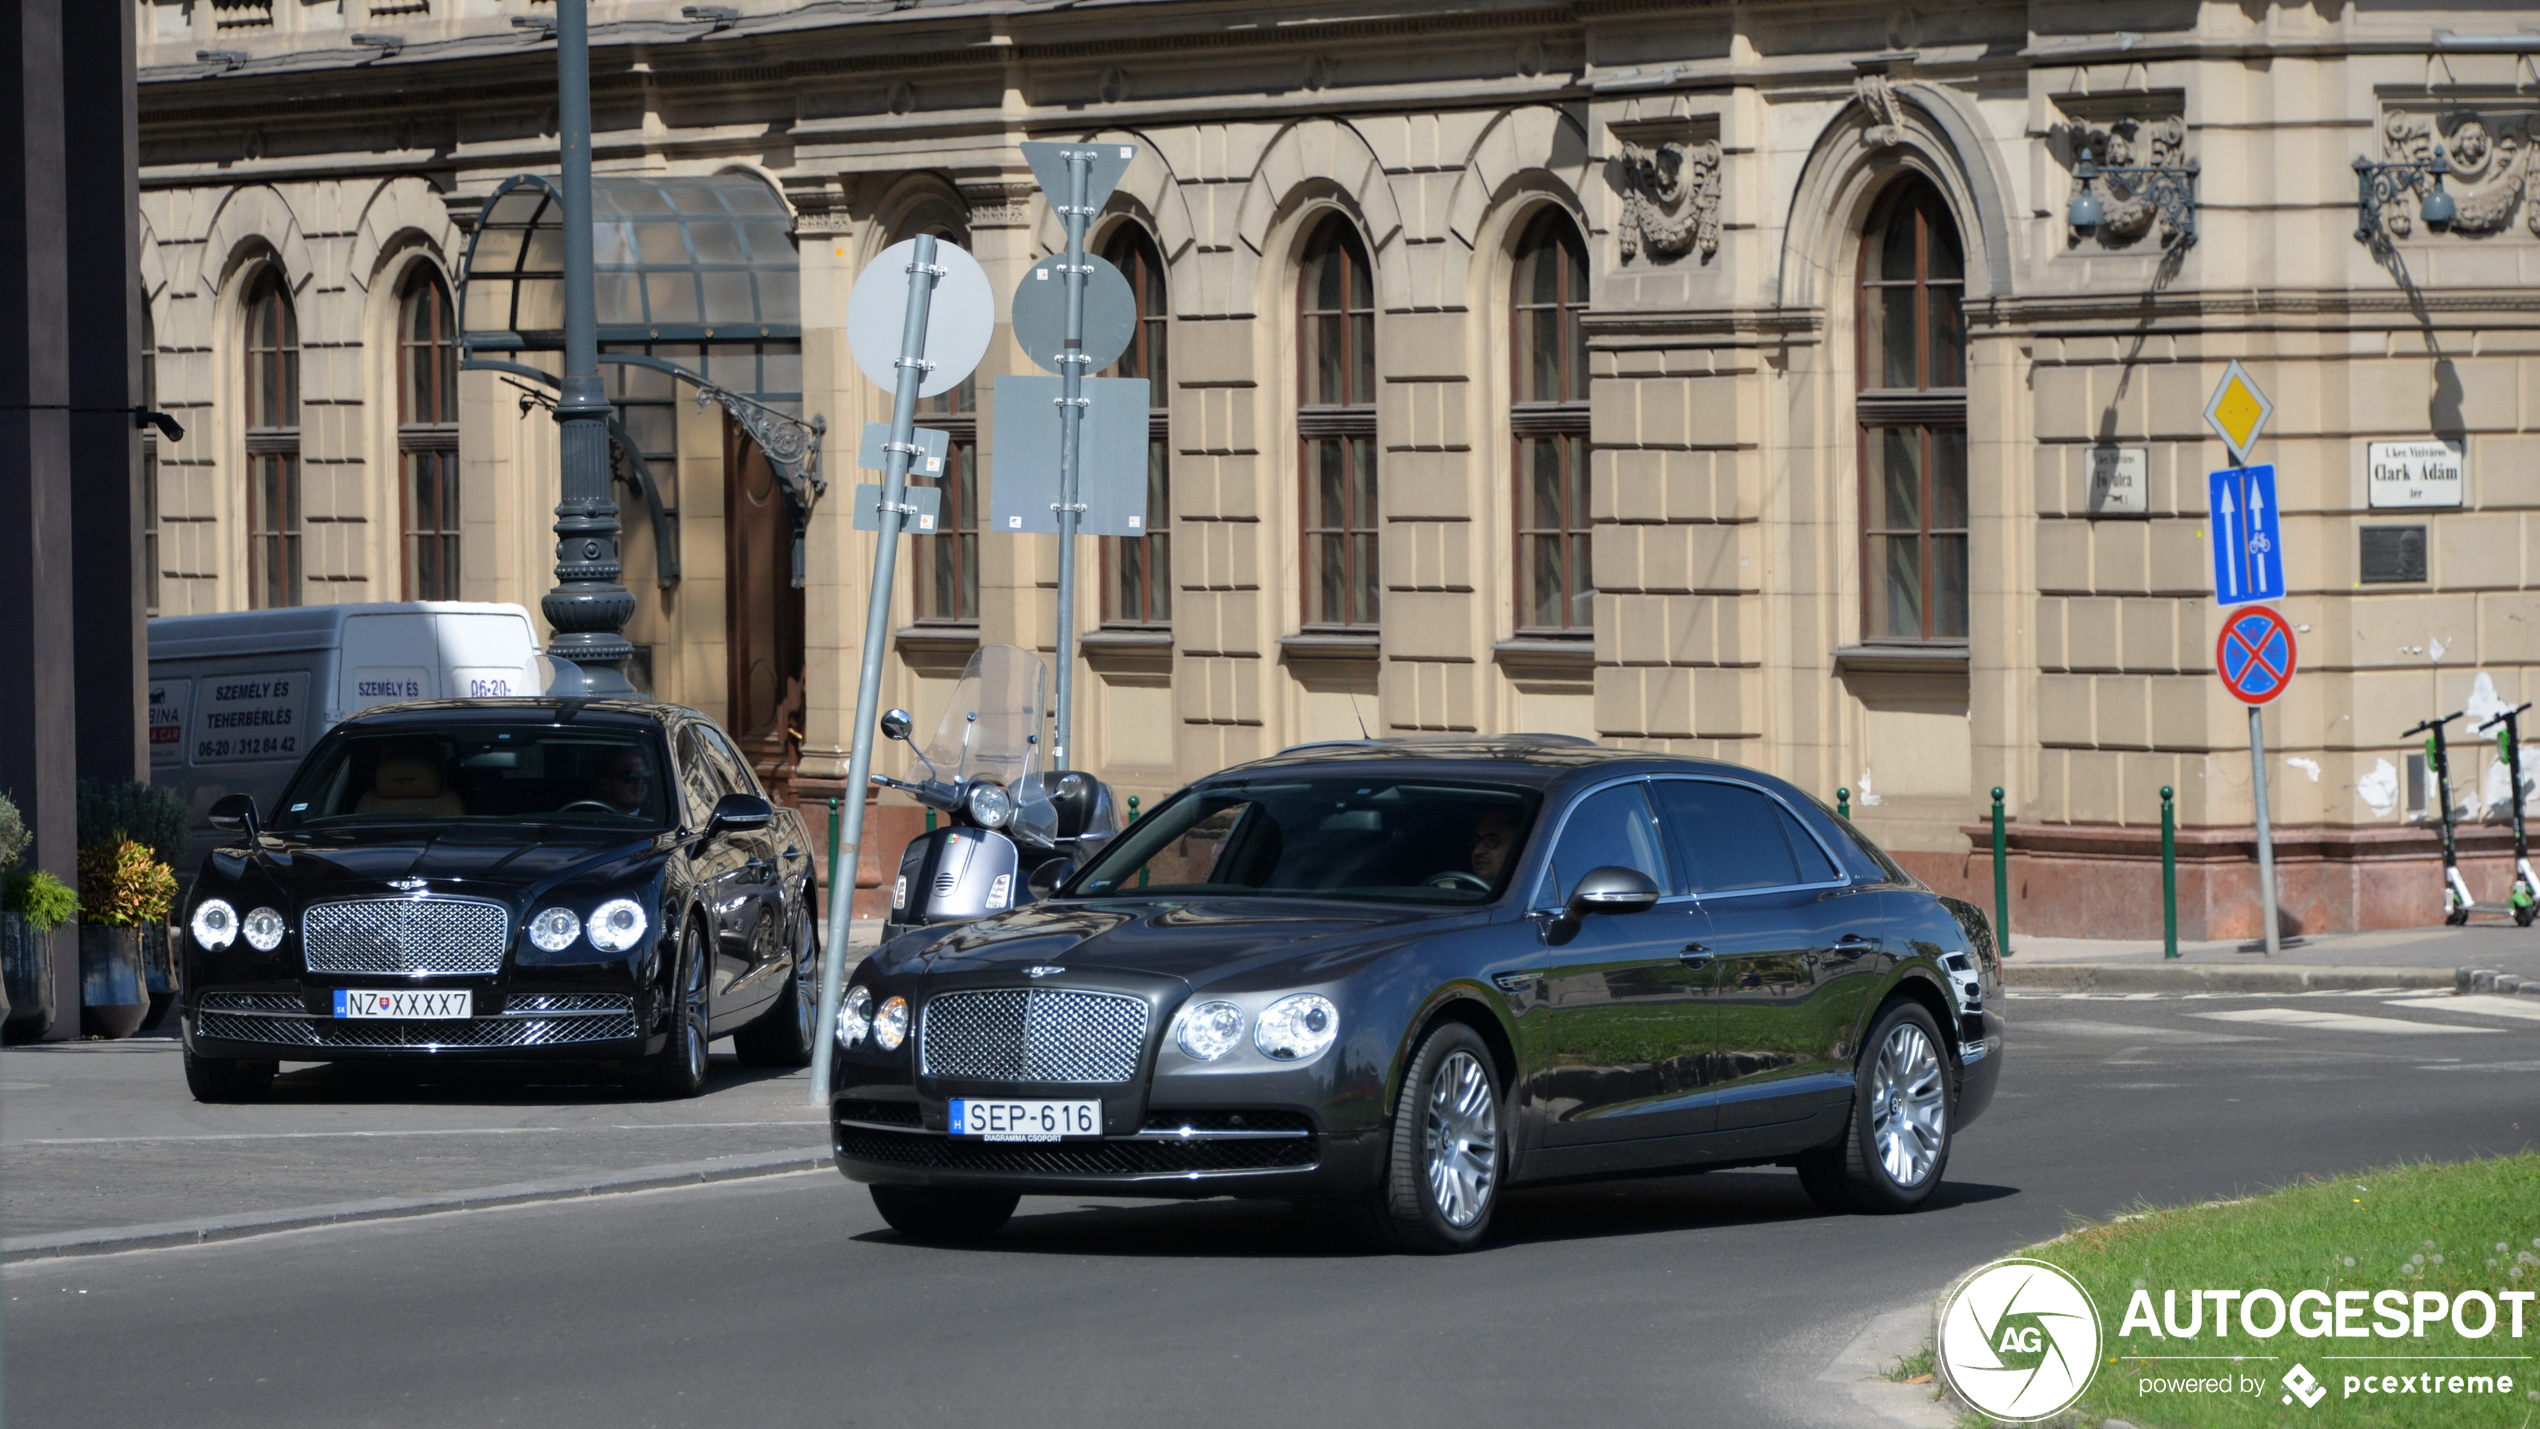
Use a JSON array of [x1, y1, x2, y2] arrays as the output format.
[[350, 32, 404, 57], [511, 14, 557, 37], [195, 49, 249, 70], [681, 4, 741, 27], [2064, 135, 2199, 246], [2353, 143, 2456, 244]]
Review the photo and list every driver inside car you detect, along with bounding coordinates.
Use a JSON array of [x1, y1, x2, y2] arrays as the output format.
[[584, 747, 655, 817], [1468, 806, 1520, 884]]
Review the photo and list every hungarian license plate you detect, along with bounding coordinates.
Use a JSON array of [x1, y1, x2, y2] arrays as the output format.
[[333, 989, 472, 1019], [948, 1098, 1101, 1141]]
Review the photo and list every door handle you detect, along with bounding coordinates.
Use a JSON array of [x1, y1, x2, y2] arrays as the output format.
[[1825, 933, 1877, 954], [1678, 942, 1713, 963], [1491, 971, 1542, 992]]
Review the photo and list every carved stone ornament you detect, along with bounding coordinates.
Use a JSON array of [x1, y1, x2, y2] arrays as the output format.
[[2071, 114, 2193, 246], [1855, 71, 1906, 148], [2377, 108, 2540, 238], [1615, 139, 1722, 264]]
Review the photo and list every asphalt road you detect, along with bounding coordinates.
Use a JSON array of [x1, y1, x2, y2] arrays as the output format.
[[8, 989, 2537, 1429]]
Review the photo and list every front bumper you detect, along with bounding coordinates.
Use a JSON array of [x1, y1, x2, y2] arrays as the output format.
[[185, 987, 650, 1061], [831, 1094, 1385, 1200]]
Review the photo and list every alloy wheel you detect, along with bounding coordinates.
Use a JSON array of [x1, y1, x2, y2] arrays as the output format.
[[1869, 1021, 1945, 1187], [792, 919, 817, 1048], [680, 926, 709, 1085], [1422, 1050, 1499, 1228]]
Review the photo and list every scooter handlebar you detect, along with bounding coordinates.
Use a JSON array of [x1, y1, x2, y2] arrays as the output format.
[[2475, 702, 2534, 734], [2402, 711, 2467, 739]]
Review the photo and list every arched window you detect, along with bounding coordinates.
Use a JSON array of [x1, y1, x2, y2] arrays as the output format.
[[914, 228, 979, 624], [1856, 179, 1968, 643], [1297, 217, 1377, 629], [1511, 208, 1592, 633], [1100, 225, 1170, 627], [243, 268, 300, 609], [398, 268, 461, 600]]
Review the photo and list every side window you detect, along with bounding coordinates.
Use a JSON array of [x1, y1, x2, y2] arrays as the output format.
[[674, 726, 725, 827], [1537, 781, 1670, 907], [1654, 780, 1821, 894], [1777, 805, 1840, 883], [700, 726, 765, 798]]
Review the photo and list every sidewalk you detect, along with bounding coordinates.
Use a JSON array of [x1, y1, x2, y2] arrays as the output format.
[[2001, 920, 2540, 993]]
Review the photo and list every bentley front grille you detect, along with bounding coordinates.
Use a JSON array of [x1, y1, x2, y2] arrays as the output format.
[[195, 1006, 636, 1050], [919, 988, 1150, 1084], [302, 898, 509, 976]]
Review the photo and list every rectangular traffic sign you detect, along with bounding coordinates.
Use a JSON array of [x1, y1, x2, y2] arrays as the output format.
[[989, 375, 1153, 538], [2208, 464, 2284, 605], [849, 482, 941, 533], [856, 421, 949, 478]]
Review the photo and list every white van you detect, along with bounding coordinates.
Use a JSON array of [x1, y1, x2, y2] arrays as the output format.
[[149, 602, 545, 880]]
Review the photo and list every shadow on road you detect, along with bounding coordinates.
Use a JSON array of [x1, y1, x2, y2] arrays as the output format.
[[252, 1054, 806, 1108]]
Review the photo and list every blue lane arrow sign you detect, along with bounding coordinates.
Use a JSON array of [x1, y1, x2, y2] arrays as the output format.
[[2208, 463, 2284, 606]]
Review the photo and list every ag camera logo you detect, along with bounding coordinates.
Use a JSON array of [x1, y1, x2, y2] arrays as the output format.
[[1938, 1257, 2103, 1422]]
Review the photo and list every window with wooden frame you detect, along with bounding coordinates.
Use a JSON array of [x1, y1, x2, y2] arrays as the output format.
[[243, 268, 301, 610], [1856, 179, 1968, 643], [1511, 208, 1593, 634], [914, 370, 980, 623], [1297, 217, 1378, 629], [1100, 225, 1171, 627], [142, 300, 160, 615], [398, 268, 462, 600]]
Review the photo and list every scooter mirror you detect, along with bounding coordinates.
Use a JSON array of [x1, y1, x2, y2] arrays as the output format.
[[879, 709, 914, 742]]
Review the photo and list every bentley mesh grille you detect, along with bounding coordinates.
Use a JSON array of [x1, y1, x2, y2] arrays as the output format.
[[195, 1010, 636, 1049], [507, 993, 635, 1014], [833, 1124, 1316, 1176], [919, 989, 1149, 1084], [302, 898, 509, 976], [198, 991, 305, 1013]]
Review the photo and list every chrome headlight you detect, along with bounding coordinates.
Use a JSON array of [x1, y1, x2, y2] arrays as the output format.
[[873, 995, 910, 1052], [1174, 1000, 1246, 1061], [527, 907, 581, 953], [1254, 994, 1339, 1062], [836, 984, 873, 1047], [190, 898, 238, 951], [962, 779, 1014, 830], [241, 907, 287, 953], [587, 898, 648, 954]]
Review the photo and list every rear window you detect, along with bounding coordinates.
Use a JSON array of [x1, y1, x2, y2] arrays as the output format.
[[272, 724, 673, 830]]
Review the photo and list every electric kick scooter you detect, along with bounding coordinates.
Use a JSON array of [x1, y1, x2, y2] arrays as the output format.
[[2403, 711, 2476, 925], [2474, 701, 2536, 927]]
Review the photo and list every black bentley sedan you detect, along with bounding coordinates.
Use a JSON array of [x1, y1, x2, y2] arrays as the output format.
[[179, 699, 822, 1102], [830, 736, 2003, 1252]]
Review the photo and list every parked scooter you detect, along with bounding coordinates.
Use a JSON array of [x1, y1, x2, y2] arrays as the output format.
[[2405, 712, 2476, 924], [2474, 701, 2536, 927], [868, 644, 1121, 944]]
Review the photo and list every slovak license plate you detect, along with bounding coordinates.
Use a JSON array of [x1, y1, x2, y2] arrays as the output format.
[[948, 1098, 1100, 1141], [333, 989, 471, 1019]]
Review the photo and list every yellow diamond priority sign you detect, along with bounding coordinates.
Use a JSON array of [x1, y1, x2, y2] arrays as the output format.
[[2204, 359, 2272, 468]]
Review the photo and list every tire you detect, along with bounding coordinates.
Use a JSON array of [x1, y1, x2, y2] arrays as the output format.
[[633, 919, 712, 1099], [1797, 998, 1953, 1215], [183, 1047, 276, 1103], [869, 1185, 1019, 1245], [1360, 1021, 1505, 1254], [732, 913, 817, 1069]]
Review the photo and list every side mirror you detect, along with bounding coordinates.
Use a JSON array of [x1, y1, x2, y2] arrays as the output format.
[[707, 792, 773, 833], [879, 709, 914, 743], [1554, 865, 1660, 934], [208, 792, 259, 840], [1026, 857, 1077, 902]]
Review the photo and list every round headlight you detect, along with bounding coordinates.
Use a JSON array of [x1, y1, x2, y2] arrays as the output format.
[[1174, 1000, 1246, 1062], [836, 984, 873, 1047], [527, 907, 581, 953], [241, 907, 287, 953], [962, 779, 1014, 830], [873, 995, 910, 1052], [587, 898, 648, 954], [1254, 994, 1339, 1062], [190, 898, 238, 951]]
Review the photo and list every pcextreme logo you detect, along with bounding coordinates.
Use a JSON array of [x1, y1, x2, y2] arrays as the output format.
[[1937, 1257, 2105, 1422]]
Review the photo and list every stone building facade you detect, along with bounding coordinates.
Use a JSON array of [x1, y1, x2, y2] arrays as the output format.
[[135, 0, 2539, 934]]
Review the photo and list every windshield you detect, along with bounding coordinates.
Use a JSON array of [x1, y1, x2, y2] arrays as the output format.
[[906, 645, 1056, 842], [272, 724, 674, 831], [1067, 778, 1541, 905]]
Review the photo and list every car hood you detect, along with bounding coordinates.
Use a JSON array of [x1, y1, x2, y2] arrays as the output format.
[[213, 825, 669, 904], [903, 896, 1481, 987]]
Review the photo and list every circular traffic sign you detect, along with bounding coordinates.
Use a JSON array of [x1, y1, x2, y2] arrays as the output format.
[[845, 238, 993, 399], [2216, 604, 2297, 705], [1010, 253, 1136, 375]]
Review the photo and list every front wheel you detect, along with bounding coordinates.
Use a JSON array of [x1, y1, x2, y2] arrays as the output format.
[[633, 920, 711, 1099], [183, 1047, 276, 1103], [869, 1185, 1019, 1244], [1361, 1022, 1504, 1253], [1797, 999, 1952, 1215]]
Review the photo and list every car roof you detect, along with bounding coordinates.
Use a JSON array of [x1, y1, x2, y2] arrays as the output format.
[[327, 697, 698, 733], [1201, 736, 1799, 797]]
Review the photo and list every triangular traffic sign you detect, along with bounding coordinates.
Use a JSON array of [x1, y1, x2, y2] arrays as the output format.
[[1020, 140, 1137, 212], [2204, 359, 2273, 466]]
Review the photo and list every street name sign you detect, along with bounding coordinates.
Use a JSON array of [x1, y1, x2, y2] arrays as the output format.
[[2365, 438, 2464, 508], [2208, 463, 2285, 605], [2216, 604, 2297, 706]]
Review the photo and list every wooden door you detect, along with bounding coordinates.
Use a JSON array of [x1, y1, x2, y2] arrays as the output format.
[[723, 414, 805, 803]]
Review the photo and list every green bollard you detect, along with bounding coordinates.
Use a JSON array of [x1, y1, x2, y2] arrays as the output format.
[[1837, 787, 1851, 821], [1991, 787, 2011, 958], [825, 797, 842, 929], [1128, 796, 1147, 887], [2160, 785, 2178, 959]]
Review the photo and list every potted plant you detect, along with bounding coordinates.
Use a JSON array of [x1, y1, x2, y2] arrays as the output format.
[[78, 780, 191, 1031], [0, 792, 79, 1042], [76, 836, 175, 1039]]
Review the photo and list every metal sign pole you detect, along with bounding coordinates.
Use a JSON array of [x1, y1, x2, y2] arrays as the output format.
[[810, 233, 941, 1105], [2248, 705, 2281, 956], [1051, 151, 1093, 771]]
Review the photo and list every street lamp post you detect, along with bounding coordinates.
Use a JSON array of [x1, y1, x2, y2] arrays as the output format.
[[539, 0, 636, 696]]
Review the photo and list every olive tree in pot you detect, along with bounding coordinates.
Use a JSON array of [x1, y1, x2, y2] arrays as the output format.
[[78, 780, 191, 1031], [0, 793, 78, 1042], [77, 838, 175, 1039]]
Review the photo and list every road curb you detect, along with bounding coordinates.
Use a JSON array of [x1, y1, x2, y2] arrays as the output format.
[[1, 1145, 832, 1263], [1801, 1302, 1956, 1429], [2002, 962, 2458, 994]]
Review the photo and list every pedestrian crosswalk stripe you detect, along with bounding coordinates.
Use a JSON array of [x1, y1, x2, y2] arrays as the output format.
[[2398, 995, 2540, 1023], [2192, 1008, 2501, 1036]]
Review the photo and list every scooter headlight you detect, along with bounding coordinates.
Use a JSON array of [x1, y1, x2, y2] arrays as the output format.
[[962, 779, 1014, 830]]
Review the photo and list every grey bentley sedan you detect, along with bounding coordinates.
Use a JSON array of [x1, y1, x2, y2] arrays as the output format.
[[828, 736, 2002, 1253]]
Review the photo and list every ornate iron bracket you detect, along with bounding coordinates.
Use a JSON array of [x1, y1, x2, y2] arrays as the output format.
[[600, 353, 828, 588], [2070, 140, 2200, 246], [2353, 144, 2458, 246]]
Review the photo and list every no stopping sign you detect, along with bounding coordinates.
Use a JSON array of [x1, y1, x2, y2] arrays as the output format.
[[2216, 604, 2297, 705]]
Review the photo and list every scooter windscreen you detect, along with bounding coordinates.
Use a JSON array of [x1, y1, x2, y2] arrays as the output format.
[[904, 644, 1061, 846]]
